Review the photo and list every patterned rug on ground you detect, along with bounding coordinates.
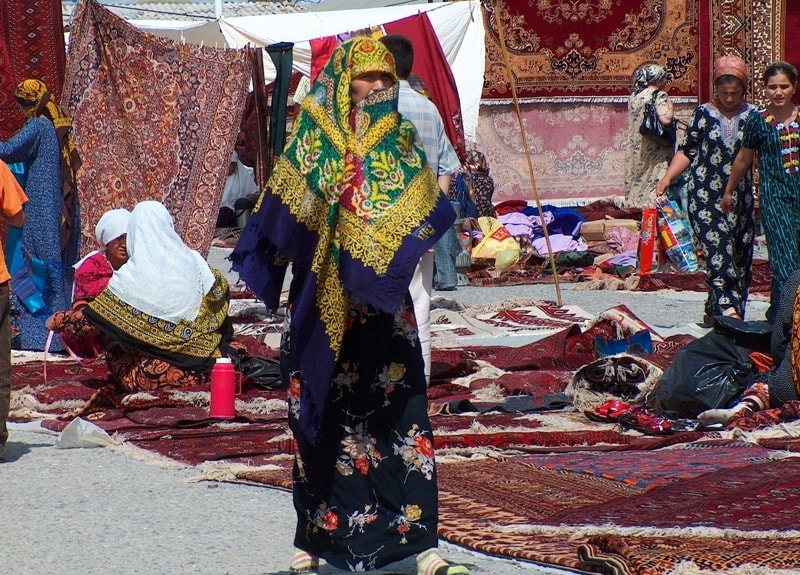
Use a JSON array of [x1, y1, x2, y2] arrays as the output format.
[[435, 441, 800, 573], [12, 301, 800, 574], [429, 299, 594, 348]]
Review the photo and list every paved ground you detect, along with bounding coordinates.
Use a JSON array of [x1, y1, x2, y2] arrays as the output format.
[[0, 273, 769, 575]]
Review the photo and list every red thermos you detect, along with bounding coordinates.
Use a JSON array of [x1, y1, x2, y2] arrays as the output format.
[[209, 357, 238, 419]]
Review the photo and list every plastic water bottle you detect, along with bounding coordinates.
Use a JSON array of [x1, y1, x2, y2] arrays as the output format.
[[209, 357, 237, 419]]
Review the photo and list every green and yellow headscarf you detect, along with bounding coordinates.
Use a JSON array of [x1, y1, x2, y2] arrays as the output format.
[[232, 37, 455, 442]]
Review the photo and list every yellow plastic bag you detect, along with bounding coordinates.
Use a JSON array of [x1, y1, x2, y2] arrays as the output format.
[[471, 216, 520, 270]]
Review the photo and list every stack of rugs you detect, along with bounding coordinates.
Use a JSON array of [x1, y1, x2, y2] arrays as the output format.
[[10, 297, 800, 575]]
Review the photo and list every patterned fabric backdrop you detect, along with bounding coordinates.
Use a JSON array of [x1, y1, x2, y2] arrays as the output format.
[[698, 0, 781, 104], [482, 0, 697, 101], [0, 0, 67, 139], [478, 102, 695, 204], [62, 0, 251, 256]]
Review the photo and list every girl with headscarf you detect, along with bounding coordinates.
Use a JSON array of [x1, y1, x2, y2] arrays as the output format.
[[449, 149, 496, 219], [655, 55, 755, 323], [60, 208, 131, 362], [623, 63, 675, 208], [724, 61, 800, 322], [231, 37, 467, 575], [46, 201, 231, 396], [0, 79, 79, 351]]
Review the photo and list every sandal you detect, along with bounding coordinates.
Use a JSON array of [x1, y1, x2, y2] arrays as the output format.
[[584, 399, 638, 423], [617, 407, 674, 435]]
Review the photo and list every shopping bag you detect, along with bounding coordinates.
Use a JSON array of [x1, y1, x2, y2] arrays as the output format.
[[640, 92, 676, 147]]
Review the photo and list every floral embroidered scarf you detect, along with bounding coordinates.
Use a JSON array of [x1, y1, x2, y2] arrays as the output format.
[[231, 37, 455, 442]]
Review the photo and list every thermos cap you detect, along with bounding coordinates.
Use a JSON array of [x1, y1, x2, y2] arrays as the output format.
[[216, 357, 232, 364]]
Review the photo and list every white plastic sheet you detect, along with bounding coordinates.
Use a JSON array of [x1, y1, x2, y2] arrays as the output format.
[[54, 417, 112, 449]]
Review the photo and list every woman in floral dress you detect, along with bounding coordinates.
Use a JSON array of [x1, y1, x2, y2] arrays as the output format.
[[231, 38, 467, 574], [656, 55, 755, 322], [623, 63, 675, 207], [724, 61, 800, 322]]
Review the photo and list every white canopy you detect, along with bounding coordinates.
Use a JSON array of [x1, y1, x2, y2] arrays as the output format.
[[127, 1, 484, 141]]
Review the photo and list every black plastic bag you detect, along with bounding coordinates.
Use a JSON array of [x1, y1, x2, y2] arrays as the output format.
[[640, 93, 676, 147], [228, 349, 285, 391], [712, 316, 773, 354], [648, 331, 754, 418]]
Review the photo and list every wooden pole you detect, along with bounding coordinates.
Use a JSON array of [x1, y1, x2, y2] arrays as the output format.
[[491, 0, 562, 306]]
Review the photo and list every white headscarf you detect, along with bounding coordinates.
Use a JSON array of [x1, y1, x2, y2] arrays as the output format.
[[107, 201, 216, 323], [220, 151, 259, 210], [95, 208, 131, 247], [73, 208, 132, 271]]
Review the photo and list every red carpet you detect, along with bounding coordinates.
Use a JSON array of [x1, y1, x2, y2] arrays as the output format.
[[13, 304, 800, 574], [0, 0, 66, 139], [482, 0, 697, 100]]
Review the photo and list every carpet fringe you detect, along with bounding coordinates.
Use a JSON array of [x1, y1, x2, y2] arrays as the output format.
[[491, 522, 800, 540], [667, 561, 800, 575], [237, 396, 287, 414], [436, 448, 507, 462], [10, 390, 84, 415], [725, 419, 800, 442], [164, 390, 206, 407], [187, 461, 287, 483], [105, 434, 188, 469], [471, 382, 508, 402], [121, 391, 161, 406]]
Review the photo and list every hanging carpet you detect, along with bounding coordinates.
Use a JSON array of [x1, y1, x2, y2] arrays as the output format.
[[61, 0, 251, 256]]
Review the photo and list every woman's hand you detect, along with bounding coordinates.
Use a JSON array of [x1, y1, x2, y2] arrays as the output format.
[[721, 190, 734, 214], [655, 177, 671, 197], [45, 313, 57, 331]]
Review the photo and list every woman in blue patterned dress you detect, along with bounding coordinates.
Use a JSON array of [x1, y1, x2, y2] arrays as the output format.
[[0, 80, 77, 350], [724, 61, 800, 322], [656, 55, 755, 322]]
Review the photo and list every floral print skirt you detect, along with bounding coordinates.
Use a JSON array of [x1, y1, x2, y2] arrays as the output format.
[[286, 296, 439, 572]]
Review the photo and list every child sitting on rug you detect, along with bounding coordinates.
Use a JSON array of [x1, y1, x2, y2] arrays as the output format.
[[59, 208, 131, 362]]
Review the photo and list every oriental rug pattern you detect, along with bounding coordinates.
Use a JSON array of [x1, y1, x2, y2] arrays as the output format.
[[62, 0, 251, 256], [477, 101, 628, 202], [482, 0, 697, 101], [14, 302, 800, 573], [436, 444, 800, 573], [0, 0, 66, 139], [698, 0, 781, 105]]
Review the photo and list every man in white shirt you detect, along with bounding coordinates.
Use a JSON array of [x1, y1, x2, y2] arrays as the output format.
[[381, 34, 462, 385]]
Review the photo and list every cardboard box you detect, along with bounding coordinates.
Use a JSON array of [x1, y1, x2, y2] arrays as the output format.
[[580, 218, 640, 241]]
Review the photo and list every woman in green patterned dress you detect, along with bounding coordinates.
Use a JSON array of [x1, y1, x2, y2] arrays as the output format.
[[724, 61, 800, 322]]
